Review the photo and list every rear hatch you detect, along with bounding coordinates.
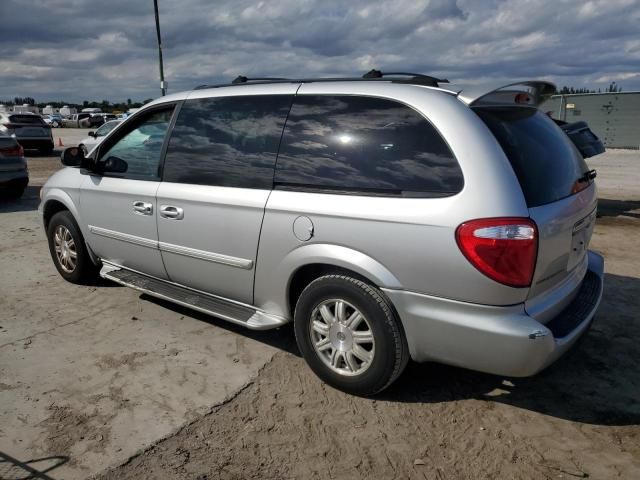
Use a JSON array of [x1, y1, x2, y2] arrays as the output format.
[[475, 107, 597, 316], [7, 114, 50, 138]]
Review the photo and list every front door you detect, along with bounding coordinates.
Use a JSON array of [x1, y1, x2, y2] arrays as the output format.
[[156, 92, 295, 304], [80, 104, 176, 279]]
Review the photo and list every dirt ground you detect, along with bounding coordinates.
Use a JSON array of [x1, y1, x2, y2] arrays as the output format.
[[2, 143, 640, 479]]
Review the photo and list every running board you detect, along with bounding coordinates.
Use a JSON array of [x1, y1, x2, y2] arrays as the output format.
[[100, 264, 287, 330]]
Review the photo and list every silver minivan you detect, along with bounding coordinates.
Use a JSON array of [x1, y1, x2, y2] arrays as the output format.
[[39, 73, 604, 395]]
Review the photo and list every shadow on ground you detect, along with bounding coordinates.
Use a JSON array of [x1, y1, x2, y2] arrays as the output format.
[[0, 186, 41, 213], [380, 272, 640, 427], [144, 272, 640, 428], [0, 451, 68, 480], [598, 198, 640, 219]]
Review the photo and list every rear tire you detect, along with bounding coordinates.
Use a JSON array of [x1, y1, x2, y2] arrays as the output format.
[[294, 274, 409, 396], [47, 211, 99, 284]]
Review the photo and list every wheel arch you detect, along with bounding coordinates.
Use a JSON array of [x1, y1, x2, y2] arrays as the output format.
[[274, 243, 403, 319]]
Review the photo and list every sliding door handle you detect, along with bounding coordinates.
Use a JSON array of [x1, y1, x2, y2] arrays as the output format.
[[160, 205, 184, 220], [132, 201, 153, 215]]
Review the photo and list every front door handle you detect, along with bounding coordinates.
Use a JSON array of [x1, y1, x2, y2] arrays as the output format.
[[160, 205, 184, 220], [132, 201, 153, 215]]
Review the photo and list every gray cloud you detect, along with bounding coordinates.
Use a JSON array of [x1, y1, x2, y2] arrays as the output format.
[[1, 0, 639, 102]]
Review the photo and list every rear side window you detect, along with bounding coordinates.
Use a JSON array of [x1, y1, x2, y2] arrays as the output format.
[[163, 95, 292, 189], [9, 115, 45, 125], [275, 95, 463, 196], [475, 107, 590, 207]]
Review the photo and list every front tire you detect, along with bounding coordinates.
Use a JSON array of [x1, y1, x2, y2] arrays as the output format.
[[39, 143, 54, 155], [294, 274, 409, 396], [47, 211, 98, 284]]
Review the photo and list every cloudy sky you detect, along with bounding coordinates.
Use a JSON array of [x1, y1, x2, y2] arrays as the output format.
[[1, 0, 639, 103]]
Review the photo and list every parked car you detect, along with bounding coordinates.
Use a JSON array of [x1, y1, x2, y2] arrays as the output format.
[[62, 113, 92, 128], [87, 113, 117, 128], [39, 74, 605, 395], [78, 120, 122, 154], [43, 114, 63, 128], [0, 133, 28, 199], [0, 112, 54, 154]]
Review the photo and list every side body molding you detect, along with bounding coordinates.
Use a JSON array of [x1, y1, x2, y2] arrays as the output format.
[[254, 242, 403, 319]]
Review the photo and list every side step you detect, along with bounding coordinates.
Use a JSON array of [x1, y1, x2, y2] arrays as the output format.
[[100, 264, 287, 330]]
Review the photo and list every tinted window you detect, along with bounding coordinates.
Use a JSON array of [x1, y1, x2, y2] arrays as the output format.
[[9, 115, 45, 125], [98, 108, 174, 180], [163, 95, 292, 188], [275, 95, 463, 196], [475, 107, 590, 207]]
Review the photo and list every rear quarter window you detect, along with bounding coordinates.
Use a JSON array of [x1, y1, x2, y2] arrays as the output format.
[[275, 95, 463, 197], [474, 107, 590, 207]]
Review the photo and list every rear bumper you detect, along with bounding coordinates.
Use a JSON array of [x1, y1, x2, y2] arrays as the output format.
[[383, 250, 604, 377], [0, 170, 29, 189]]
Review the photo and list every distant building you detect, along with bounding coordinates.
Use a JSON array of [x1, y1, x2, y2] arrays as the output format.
[[541, 91, 640, 149], [11, 104, 39, 114], [59, 105, 77, 117], [42, 105, 60, 115]]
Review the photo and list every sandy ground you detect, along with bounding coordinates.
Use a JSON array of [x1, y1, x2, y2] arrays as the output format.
[[1, 139, 639, 479]]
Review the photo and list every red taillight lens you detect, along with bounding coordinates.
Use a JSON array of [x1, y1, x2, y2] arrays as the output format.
[[0, 145, 24, 157], [456, 217, 538, 288]]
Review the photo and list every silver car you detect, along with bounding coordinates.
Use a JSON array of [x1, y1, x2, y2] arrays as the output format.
[[39, 73, 604, 395]]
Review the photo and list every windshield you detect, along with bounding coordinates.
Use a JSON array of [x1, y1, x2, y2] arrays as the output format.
[[474, 107, 590, 207]]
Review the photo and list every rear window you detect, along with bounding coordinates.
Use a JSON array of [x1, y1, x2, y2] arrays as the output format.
[[275, 95, 463, 197], [9, 115, 45, 125], [475, 107, 590, 207]]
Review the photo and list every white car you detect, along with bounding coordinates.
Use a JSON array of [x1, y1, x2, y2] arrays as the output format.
[[78, 120, 121, 154]]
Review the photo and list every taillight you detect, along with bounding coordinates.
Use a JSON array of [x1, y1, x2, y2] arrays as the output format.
[[456, 217, 538, 288], [0, 145, 24, 157], [2, 123, 17, 128]]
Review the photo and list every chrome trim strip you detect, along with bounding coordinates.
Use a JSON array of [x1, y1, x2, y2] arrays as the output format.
[[88, 225, 158, 249], [158, 241, 254, 270], [88, 226, 253, 270]]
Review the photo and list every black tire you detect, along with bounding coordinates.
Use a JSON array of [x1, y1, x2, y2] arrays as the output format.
[[294, 274, 409, 396], [47, 210, 99, 284]]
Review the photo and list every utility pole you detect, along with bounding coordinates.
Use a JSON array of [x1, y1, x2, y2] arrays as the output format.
[[153, 0, 166, 96]]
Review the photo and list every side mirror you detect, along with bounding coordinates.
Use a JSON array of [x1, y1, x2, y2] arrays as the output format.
[[102, 156, 128, 174], [88, 131, 96, 138], [61, 147, 91, 168]]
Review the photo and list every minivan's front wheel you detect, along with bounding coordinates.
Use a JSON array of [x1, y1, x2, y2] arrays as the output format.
[[294, 275, 409, 396], [47, 211, 98, 284]]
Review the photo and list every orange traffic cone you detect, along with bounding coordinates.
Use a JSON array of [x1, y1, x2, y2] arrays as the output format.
[[58, 138, 64, 147]]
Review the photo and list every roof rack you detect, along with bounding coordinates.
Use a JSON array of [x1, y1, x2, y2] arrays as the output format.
[[232, 75, 292, 84], [194, 70, 450, 90], [362, 69, 449, 87]]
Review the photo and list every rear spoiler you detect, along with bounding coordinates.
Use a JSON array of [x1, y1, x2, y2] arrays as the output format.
[[444, 81, 557, 107]]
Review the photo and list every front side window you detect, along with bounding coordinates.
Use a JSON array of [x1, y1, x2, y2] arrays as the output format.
[[163, 95, 292, 188], [95, 121, 120, 137], [275, 95, 463, 196], [98, 107, 174, 180]]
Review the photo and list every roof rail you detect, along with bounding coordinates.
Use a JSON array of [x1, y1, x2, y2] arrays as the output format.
[[362, 69, 449, 87], [232, 75, 292, 84], [194, 70, 451, 90]]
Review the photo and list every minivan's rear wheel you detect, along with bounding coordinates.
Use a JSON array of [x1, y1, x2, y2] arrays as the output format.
[[294, 275, 409, 396], [47, 211, 98, 284]]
